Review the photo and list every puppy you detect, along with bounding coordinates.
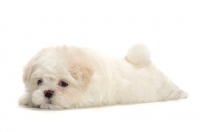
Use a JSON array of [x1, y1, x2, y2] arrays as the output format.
[[19, 44, 187, 109]]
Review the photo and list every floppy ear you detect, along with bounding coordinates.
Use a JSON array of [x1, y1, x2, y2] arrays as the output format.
[[66, 46, 93, 86], [23, 63, 33, 84], [69, 62, 93, 86], [20, 61, 35, 107], [23, 56, 38, 84]]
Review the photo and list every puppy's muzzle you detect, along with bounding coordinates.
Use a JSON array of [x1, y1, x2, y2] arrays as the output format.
[[44, 90, 54, 98]]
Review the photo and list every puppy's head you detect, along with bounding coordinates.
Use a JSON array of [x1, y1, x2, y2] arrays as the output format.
[[19, 46, 93, 109]]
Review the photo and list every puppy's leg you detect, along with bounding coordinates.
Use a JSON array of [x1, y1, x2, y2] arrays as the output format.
[[167, 89, 188, 100], [178, 90, 188, 99], [18, 93, 30, 105], [158, 80, 188, 101], [18, 93, 36, 107], [125, 44, 188, 101]]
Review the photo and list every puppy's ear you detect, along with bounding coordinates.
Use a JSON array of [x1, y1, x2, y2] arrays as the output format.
[[67, 46, 93, 86], [69, 62, 93, 86], [23, 64, 32, 83], [23, 57, 38, 84]]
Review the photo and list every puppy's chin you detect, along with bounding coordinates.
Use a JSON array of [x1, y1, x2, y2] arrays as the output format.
[[39, 104, 63, 109]]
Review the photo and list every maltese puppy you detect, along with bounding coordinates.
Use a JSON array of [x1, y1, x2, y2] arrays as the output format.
[[19, 44, 187, 109]]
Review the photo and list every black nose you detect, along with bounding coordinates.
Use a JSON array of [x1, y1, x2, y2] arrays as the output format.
[[44, 90, 54, 98]]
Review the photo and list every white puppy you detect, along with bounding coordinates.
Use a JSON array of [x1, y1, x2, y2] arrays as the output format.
[[19, 44, 187, 109]]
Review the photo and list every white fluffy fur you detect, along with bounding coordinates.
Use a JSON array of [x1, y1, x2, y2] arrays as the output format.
[[19, 44, 187, 109]]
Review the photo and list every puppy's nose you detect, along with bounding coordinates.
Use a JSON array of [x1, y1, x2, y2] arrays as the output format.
[[44, 90, 54, 98]]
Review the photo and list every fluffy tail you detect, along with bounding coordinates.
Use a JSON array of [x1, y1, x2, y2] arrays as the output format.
[[125, 44, 152, 67]]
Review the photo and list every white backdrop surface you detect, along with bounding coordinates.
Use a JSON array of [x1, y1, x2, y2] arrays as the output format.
[[0, 0, 200, 132]]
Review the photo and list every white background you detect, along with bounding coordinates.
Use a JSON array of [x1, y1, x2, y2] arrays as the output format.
[[0, 0, 200, 132]]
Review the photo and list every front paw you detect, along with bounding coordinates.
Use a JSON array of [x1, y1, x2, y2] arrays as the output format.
[[18, 93, 31, 106]]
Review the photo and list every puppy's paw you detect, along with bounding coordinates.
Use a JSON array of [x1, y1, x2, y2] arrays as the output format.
[[179, 90, 188, 99], [18, 93, 31, 106]]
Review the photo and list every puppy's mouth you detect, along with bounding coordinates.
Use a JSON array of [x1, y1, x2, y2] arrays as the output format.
[[38, 100, 63, 109], [37, 100, 54, 109], [46, 99, 53, 104]]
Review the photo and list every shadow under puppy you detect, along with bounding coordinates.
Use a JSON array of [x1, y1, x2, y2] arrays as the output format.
[[19, 44, 187, 109]]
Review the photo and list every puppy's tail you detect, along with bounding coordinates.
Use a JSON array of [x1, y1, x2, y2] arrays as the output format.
[[125, 44, 152, 67]]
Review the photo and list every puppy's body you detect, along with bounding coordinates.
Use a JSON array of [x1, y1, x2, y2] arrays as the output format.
[[19, 45, 187, 109]]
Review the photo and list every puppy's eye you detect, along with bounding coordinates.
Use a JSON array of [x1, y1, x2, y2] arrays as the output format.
[[59, 81, 68, 87], [37, 79, 43, 86]]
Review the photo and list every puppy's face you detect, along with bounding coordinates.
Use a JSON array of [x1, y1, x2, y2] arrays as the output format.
[[19, 46, 93, 109]]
